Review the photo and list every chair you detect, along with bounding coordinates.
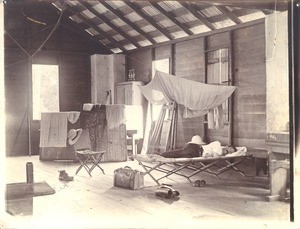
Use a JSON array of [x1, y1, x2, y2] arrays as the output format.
[[74, 130, 105, 177]]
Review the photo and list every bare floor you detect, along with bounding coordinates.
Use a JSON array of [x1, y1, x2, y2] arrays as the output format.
[[1, 155, 292, 228]]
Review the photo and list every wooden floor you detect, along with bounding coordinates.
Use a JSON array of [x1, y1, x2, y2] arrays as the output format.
[[1, 155, 291, 228]]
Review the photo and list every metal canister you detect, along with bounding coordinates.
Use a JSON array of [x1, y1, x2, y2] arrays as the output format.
[[26, 162, 34, 183]]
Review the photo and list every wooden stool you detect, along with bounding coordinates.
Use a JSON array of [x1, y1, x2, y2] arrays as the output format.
[[75, 150, 105, 177], [73, 130, 105, 177]]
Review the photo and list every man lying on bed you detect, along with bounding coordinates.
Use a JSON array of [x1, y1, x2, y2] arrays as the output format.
[[160, 135, 236, 158]]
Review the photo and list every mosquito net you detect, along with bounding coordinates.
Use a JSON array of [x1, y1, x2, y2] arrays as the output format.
[[139, 71, 236, 118]]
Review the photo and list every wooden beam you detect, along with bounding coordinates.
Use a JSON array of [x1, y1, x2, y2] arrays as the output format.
[[187, 0, 288, 11], [124, 0, 173, 40], [150, 2, 193, 36], [123, 0, 288, 11], [65, 4, 127, 53], [180, 2, 216, 30], [215, 5, 242, 24], [80, 1, 141, 48], [100, 1, 157, 45]]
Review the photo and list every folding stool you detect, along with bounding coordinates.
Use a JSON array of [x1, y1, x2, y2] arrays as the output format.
[[74, 130, 105, 177]]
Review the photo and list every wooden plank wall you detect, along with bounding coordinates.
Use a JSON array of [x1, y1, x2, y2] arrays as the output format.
[[5, 5, 109, 156], [127, 50, 152, 83], [174, 39, 206, 147], [5, 49, 30, 156], [232, 24, 266, 149], [128, 21, 267, 150]]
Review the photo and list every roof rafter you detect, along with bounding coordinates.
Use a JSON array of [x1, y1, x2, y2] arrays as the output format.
[[66, 4, 127, 53], [150, 2, 193, 36], [182, 0, 288, 11], [124, 0, 173, 40], [100, 1, 157, 45], [214, 5, 242, 24], [80, 1, 141, 48], [180, 2, 216, 31]]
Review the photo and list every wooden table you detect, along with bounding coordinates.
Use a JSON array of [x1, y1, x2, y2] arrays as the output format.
[[6, 181, 55, 215]]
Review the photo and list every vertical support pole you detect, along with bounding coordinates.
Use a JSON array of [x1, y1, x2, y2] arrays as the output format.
[[228, 31, 234, 146], [0, 2, 6, 213], [288, 0, 299, 222], [28, 57, 32, 157], [203, 36, 208, 143]]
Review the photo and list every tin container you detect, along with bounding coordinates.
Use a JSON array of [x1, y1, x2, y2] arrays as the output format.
[[26, 162, 34, 183]]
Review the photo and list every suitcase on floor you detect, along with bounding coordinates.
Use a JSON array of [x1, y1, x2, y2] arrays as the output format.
[[113, 166, 144, 190]]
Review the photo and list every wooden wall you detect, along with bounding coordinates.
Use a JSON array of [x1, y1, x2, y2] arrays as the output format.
[[127, 20, 267, 150], [232, 24, 266, 149], [127, 49, 152, 83], [174, 39, 206, 147], [5, 2, 109, 156]]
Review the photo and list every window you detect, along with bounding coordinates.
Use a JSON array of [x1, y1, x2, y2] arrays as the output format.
[[206, 48, 230, 122], [32, 64, 59, 120]]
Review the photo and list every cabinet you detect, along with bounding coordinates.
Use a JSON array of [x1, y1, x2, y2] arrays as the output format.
[[115, 81, 144, 105], [115, 81, 145, 153]]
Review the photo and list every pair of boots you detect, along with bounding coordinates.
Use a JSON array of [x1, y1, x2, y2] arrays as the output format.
[[155, 184, 180, 199], [58, 170, 74, 181]]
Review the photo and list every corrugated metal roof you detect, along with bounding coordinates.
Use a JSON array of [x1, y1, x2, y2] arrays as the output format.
[[158, 19, 176, 28], [85, 28, 99, 36], [97, 23, 112, 32], [153, 35, 170, 43], [52, 0, 283, 53], [239, 12, 266, 22], [127, 29, 140, 37], [190, 24, 211, 34], [111, 48, 123, 53], [125, 12, 144, 23], [201, 6, 222, 18], [177, 13, 198, 23], [163, 1, 182, 11], [107, 1, 126, 9], [171, 30, 189, 39], [141, 24, 157, 33], [93, 3, 108, 14], [138, 40, 153, 47], [213, 19, 236, 29], [80, 9, 95, 20], [141, 5, 160, 16], [112, 34, 125, 41], [124, 43, 137, 50], [112, 18, 127, 27]]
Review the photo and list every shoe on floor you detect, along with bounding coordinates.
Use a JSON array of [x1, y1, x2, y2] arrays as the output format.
[[59, 170, 74, 181]]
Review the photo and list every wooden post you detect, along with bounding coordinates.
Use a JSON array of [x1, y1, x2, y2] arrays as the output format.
[[228, 31, 234, 146]]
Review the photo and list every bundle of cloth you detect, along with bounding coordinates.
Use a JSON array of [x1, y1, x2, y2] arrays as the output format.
[[158, 135, 245, 159]]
